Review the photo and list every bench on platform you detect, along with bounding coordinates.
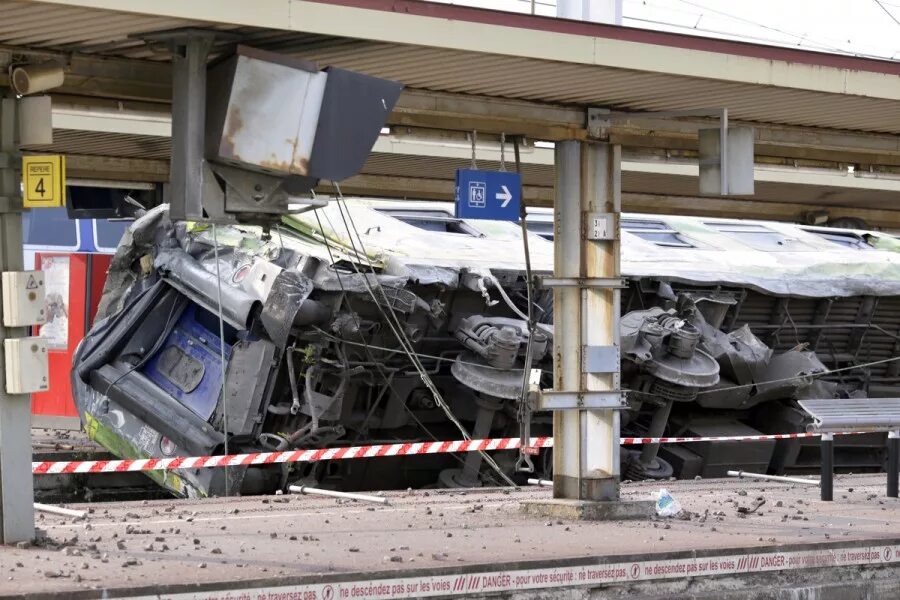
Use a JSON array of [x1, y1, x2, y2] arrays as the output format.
[[798, 398, 900, 501]]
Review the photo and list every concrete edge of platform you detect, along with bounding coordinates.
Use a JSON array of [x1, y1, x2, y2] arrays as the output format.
[[520, 498, 656, 521], [7, 537, 900, 600]]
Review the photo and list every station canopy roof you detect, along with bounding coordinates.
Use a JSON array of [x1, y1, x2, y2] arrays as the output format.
[[2, 0, 900, 226]]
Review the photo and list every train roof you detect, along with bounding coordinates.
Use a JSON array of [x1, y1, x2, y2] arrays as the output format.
[[162, 199, 900, 299]]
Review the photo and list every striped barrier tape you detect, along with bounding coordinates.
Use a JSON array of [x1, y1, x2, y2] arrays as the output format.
[[31, 431, 865, 475]]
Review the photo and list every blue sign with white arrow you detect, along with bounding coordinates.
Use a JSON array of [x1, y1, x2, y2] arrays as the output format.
[[454, 169, 521, 222]]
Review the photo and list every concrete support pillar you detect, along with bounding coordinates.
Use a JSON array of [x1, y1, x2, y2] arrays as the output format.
[[0, 95, 35, 543], [552, 141, 621, 501]]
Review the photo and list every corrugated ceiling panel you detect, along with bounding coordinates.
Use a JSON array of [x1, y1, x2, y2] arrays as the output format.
[[293, 42, 900, 134], [0, 2, 896, 133], [0, 1, 202, 54]]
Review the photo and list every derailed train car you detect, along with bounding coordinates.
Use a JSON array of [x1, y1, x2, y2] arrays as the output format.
[[71, 199, 900, 497]]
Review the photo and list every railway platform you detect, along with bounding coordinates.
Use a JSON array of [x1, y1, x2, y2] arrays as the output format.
[[4, 474, 900, 599]]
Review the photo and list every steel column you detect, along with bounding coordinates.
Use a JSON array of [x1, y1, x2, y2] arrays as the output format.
[[888, 430, 899, 499], [168, 34, 214, 222], [0, 96, 35, 543], [820, 432, 834, 502], [552, 141, 620, 501]]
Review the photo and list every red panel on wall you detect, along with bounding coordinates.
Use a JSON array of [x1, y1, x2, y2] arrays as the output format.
[[88, 254, 112, 324], [32, 253, 87, 418]]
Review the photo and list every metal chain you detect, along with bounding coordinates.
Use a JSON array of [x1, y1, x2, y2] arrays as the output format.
[[470, 130, 477, 170], [499, 132, 506, 172]]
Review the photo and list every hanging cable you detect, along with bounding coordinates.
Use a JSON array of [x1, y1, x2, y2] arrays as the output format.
[[696, 352, 900, 396], [309, 198, 470, 471], [312, 326, 553, 375], [499, 132, 506, 172], [211, 224, 230, 496], [490, 276, 530, 322], [470, 130, 478, 170], [330, 185, 516, 487], [513, 136, 537, 473], [873, 0, 900, 26]]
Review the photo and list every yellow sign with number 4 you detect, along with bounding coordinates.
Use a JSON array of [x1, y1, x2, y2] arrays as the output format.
[[22, 155, 66, 208]]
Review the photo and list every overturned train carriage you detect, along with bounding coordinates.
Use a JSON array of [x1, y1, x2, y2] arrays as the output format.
[[72, 200, 900, 497]]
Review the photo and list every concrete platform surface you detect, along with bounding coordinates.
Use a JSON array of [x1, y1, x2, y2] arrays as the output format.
[[31, 428, 160, 503], [31, 428, 99, 456], [3, 474, 900, 599]]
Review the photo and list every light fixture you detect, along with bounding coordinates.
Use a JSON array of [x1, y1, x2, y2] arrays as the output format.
[[10, 61, 65, 96]]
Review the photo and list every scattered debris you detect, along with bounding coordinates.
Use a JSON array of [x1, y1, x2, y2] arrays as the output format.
[[655, 489, 682, 517], [736, 498, 766, 515]]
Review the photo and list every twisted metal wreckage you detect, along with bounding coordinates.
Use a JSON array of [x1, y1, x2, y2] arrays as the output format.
[[71, 199, 900, 497]]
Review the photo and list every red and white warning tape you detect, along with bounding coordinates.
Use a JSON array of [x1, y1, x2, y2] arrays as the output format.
[[31, 431, 864, 475], [621, 431, 840, 445]]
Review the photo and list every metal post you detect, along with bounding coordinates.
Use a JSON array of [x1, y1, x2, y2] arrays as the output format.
[[639, 399, 673, 468], [552, 141, 620, 502], [820, 432, 834, 502], [439, 395, 502, 488], [168, 34, 214, 222], [888, 430, 899, 499], [0, 96, 35, 543]]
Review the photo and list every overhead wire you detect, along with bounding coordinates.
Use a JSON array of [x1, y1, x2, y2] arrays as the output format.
[[873, 0, 900, 26], [623, 16, 864, 56], [310, 202, 472, 472], [670, 0, 855, 54], [626, 0, 895, 59], [328, 196, 465, 432], [328, 186, 517, 486], [310, 206, 408, 431]]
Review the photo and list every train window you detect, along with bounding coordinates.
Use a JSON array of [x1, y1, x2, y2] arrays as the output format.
[[377, 209, 483, 237], [156, 345, 205, 394], [621, 219, 693, 248], [379, 208, 453, 220], [526, 221, 554, 240], [94, 219, 131, 252], [22, 207, 78, 249], [705, 222, 810, 251], [804, 229, 873, 250]]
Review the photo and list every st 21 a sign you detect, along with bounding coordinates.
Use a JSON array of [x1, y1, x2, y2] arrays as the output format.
[[455, 169, 521, 221]]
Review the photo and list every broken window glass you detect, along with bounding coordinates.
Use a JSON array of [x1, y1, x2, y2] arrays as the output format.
[[802, 228, 873, 250], [377, 209, 484, 237]]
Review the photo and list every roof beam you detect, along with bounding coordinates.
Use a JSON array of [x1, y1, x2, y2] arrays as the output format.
[[64, 154, 168, 182], [330, 175, 900, 230], [46, 157, 900, 230], [40, 85, 900, 166]]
